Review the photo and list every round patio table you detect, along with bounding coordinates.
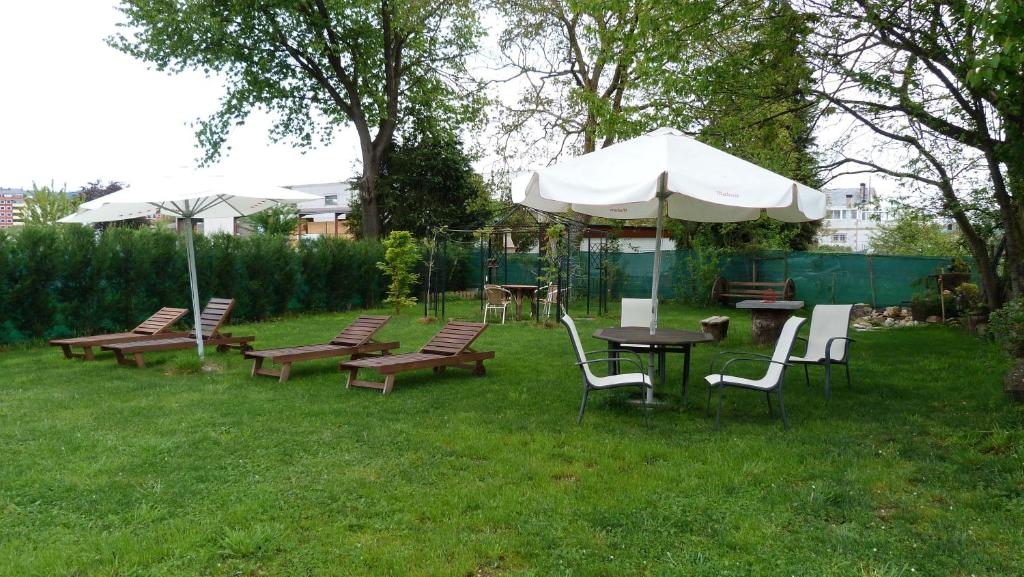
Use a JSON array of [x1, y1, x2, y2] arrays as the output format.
[[500, 284, 540, 321], [592, 326, 714, 404]]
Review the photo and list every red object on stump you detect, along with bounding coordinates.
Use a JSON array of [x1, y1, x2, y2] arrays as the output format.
[[762, 288, 777, 303]]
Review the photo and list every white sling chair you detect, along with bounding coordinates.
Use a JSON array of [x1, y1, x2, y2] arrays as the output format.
[[788, 304, 855, 399], [705, 316, 805, 429], [562, 313, 651, 423]]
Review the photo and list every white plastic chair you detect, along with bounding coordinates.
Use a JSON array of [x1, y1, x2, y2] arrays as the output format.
[[788, 304, 855, 399], [562, 313, 651, 423], [705, 316, 806, 429], [482, 284, 512, 324], [536, 284, 563, 320]]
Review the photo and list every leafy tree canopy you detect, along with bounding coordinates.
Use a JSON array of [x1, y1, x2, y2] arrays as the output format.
[[22, 183, 80, 226], [869, 212, 966, 258], [349, 130, 492, 239], [112, 0, 485, 239]]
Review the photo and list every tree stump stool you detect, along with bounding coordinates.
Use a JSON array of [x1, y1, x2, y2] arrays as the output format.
[[700, 316, 730, 342]]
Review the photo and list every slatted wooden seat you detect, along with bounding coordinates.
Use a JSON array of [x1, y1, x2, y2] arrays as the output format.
[[244, 315, 399, 382], [49, 307, 189, 360], [340, 321, 495, 394], [711, 277, 796, 305], [101, 298, 254, 367]]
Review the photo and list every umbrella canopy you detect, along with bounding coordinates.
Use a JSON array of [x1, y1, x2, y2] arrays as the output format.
[[60, 174, 320, 358], [512, 127, 825, 222], [513, 127, 825, 404]]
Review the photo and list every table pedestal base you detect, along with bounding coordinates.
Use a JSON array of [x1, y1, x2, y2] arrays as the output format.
[[750, 309, 794, 345]]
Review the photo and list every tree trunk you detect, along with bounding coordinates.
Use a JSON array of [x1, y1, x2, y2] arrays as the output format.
[[359, 149, 382, 240]]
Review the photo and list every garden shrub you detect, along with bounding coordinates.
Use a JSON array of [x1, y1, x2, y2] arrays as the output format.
[[0, 226, 388, 344], [990, 297, 1024, 359]]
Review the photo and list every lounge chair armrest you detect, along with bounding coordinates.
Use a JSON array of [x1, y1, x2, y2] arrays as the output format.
[[709, 350, 771, 374], [715, 356, 791, 379], [579, 357, 646, 373], [824, 336, 854, 361]]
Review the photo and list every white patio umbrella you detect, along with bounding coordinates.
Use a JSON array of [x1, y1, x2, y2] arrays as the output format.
[[59, 174, 320, 358], [512, 127, 826, 401]]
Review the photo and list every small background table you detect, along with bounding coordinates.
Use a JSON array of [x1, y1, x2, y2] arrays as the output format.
[[500, 284, 540, 321], [735, 300, 804, 345], [593, 327, 714, 403]]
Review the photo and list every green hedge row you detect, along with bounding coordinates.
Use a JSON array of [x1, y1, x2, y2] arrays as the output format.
[[0, 226, 387, 344]]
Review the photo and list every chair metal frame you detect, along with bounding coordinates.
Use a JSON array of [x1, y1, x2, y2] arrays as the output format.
[[704, 316, 805, 429], [562, 314, 651, 423], [789, 305, 856, 399]]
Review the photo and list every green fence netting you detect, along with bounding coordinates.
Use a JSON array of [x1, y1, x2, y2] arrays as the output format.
[[463, 249, 962, 308]]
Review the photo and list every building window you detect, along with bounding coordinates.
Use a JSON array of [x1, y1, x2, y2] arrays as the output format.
[[324, 195, 337, 206], [832, 233, 847, 242]]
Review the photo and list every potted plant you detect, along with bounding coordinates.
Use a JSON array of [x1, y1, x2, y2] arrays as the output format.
[[989, 297, 1024, 402], [910, 291, 943, 322], [954, 283, 989, 332]]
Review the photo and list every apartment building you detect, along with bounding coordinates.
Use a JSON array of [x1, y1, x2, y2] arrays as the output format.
[[0, 188, 26, 228]]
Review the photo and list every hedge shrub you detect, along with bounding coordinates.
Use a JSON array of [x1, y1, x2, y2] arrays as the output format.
[[0, 226, 385, 344]]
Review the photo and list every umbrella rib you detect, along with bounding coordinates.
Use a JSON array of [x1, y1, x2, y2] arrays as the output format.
[[220, 195, 250, 218]]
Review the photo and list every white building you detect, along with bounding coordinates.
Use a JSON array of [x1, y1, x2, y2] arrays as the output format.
[[816, 184, 893, 252], [188, 181, 354, 237]]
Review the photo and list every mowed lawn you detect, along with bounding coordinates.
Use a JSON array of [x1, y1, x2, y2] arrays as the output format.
[[1, 299, 1021, 576]]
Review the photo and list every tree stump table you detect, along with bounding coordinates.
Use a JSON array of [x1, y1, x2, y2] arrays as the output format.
[[735, 300, 805, 346]]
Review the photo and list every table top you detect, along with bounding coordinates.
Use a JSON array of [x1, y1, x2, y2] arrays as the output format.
[[499, 284, 541, 291], [735, 299, 804, 311], [593, 326, 714, 346]]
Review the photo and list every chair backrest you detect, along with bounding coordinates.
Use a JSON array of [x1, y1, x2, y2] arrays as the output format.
[[764, 316, 807, 383], [561, 314, 596, 381], [621, 298, 653, 328], [420, 321, 488, 356], [190, 298, 235, 339], [483, 285, 509, 306], [805, 304, 854, 361], [131, 307, 189, 335], [330, 315, 391, 346]]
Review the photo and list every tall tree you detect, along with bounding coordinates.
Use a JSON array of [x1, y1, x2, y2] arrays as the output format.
[[654, 0, 824, 249], [804, 0, 1024, 307], [22, 183, 80, 226], [112, 0, 485, 239], [349, 130, 492, 238], [492, 0, 719, 165]]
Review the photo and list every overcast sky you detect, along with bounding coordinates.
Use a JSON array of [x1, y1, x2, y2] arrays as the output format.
[[0, 1, 885, 195]]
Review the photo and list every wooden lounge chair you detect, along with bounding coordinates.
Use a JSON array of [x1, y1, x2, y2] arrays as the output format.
[[340, 321, 495, 394], [101, 298, 254, 367], [49, 307, 189, 360], [244, 315, 399, 382]]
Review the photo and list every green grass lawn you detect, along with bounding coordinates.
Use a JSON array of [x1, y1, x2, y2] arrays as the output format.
[[1, 299, 1021, 576]]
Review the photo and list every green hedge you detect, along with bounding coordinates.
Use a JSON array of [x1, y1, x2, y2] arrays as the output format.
[[0, 226, 386, 345]]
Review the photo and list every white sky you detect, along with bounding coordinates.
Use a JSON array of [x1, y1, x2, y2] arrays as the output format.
[[0, 1, 363, 191], [0, 1, 888, 196]]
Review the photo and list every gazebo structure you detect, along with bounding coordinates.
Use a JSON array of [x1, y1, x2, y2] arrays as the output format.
[[426, 206, 612, 322]]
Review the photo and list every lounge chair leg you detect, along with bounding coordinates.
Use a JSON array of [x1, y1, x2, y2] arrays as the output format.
[[474, 360, 486, 376], [251, 357, 262, 377], [804, 364, 810, 387], [113, 350, 129, 366], [345, 367, 359, 389], [715, 387, 725, 430], [60, 344, 73, 359], [83, 346, 96, 360], [777, 388, 789, 430], [382, 374, 395, 395], [845, 363, 851, 390], [766, 391, 773, 418], [279, 363, 291, 383], [824, 362, 832, 400], [705, 386, 714, 416], [577, 387, 590, 423], [133, 353, 146, 368]]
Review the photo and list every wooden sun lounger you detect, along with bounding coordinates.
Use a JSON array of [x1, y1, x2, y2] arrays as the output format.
[[340, 321, 495, 394], [244, 315, 399, 382], [49, 307, 189, 360], [101, 298, 254, 368]]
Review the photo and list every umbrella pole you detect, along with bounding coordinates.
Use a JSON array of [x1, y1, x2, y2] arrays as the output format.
[[647, 173, 667, 403], [184, 216, 205, 360]]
